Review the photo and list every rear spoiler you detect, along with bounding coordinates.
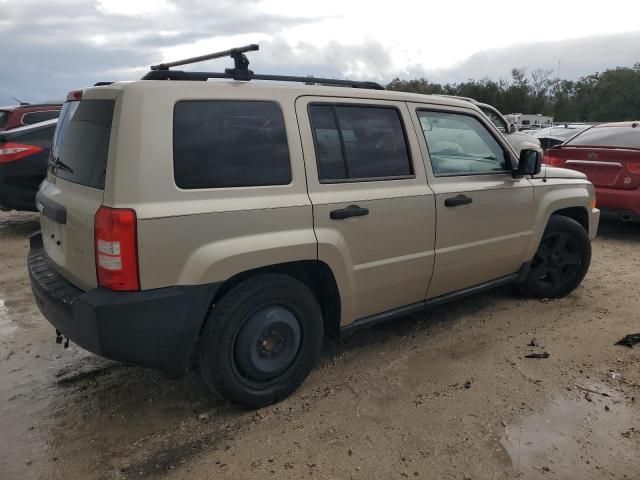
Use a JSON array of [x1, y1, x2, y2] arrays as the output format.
[[0, 118, 58, 142]]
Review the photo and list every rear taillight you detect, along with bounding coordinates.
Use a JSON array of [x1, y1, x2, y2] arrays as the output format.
[[94, 206, 140, 291], [0, 142, 43, 163], [544, 154, 563, 166], [626, 163, 640, 174]]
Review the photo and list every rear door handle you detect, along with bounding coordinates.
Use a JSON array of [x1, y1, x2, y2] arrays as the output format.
[[444, 194, 473, 207], [330, 205, 370, 220]]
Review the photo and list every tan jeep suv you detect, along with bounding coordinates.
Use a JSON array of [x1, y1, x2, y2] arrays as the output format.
[[29, 45, 599, 408]]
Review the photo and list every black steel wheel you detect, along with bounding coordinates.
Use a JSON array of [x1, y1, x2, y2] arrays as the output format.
[[519, 215, 591, 298], [198, 274, 323, 409]]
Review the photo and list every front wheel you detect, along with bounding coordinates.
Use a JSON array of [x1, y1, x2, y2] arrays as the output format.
[[198, 273, 323, 409], [518, 215, 591, 298]]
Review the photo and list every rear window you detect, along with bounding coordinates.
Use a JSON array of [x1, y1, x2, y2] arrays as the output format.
[[52, 100, 114, 189], [14, 126, 56, 147], [0, 111, 8, 128], [22, 110, 60, 125], [173, 101, 291, 189], [567, 126, 640, 149]]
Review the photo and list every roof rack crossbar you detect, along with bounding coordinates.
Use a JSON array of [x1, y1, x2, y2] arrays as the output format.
[[150, 44, 259, 71], [142, 43, 385, 90]]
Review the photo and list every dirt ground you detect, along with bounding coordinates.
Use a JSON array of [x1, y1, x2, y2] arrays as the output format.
[[1, 210, 638, 480]]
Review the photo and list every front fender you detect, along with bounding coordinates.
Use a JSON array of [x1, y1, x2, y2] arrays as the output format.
[[525, 179, 597, 261]]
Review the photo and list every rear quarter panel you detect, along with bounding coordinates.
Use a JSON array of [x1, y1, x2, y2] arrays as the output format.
[[108, 82, 316, 289]]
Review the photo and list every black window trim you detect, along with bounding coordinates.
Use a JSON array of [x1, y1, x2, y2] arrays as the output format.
[[172, 99, 293, 191], [415, 107, 516, 178], [307, 102, 416, 184]]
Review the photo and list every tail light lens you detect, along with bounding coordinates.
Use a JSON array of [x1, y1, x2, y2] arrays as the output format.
[[544, 154, 563, 166], [626, 163, 640, 174], [94, 206, 140, 291], [0, 142, 43, 163]]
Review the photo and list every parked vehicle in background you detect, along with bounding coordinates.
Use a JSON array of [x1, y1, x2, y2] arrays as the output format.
[[530, 125, 590, 149], [0, 103, 62, 131], [432, 95, 541, 154], [544, 121, 640, 222], [0, 119, 57, 211], [29, 45, 598, 409]]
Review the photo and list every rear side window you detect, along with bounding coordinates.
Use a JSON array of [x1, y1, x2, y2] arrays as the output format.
[[52, 100, 115, 189], [0, 111, 8, 128], [309, 104, 412, 182], [22, 110, 60, 125], [173, 101, 291, 189], [567, 126, 640, 149]]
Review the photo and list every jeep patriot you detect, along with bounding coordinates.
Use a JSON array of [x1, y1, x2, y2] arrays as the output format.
[[28, 45, 599, 408]]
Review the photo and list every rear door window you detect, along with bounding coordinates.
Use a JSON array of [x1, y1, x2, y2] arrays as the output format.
[[52, 100, 115, 189], [22, 110, 60, 125], [567, 126, 640, 149], [173, 101, 291, 189], [309, 104, 413, 182]]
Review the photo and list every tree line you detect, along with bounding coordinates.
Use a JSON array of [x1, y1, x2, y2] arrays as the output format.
[[386, 63, 640, 122]]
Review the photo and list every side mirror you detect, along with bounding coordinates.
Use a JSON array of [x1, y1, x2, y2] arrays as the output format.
[[509, 123, 518, 134], [517, 148, 542, 176]]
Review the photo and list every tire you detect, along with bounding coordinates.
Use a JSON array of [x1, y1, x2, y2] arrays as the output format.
[[198, 273, 323, 409], [518, 215, 591, 298]]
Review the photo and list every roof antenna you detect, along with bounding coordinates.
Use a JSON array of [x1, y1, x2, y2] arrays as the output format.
[[11, 96, 29, 105]]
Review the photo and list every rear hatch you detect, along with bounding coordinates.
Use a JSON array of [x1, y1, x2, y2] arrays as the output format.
[[37, 95, 115, 290], [544, 124, 640, 190]]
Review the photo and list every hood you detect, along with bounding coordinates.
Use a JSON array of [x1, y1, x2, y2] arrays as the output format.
[[533, 165, 587, 180], [513, 131, 541, 146]]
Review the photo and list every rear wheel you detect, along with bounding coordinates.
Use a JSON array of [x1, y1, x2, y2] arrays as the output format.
[[198, 274, 323, 409], [519, 215, 591, 298]]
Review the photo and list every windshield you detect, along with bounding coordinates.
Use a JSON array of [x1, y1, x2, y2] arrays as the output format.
[[566, 126, 640, 149], [51, 99, 114, 189]]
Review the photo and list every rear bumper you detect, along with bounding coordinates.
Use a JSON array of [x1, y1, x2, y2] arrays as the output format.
[[595, 186, 640, 220], [28, 233, 218, 376]]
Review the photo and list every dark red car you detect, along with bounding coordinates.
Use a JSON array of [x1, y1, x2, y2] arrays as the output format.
[[0, 119, 57, 211], [544, 121, 640, 222], [0, 103, 62, 131]]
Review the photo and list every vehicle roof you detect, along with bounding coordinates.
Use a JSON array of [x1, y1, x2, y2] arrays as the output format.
[[84, 80, 481, 110], [591, 121, 640, 128], [0, 118, 58, 140], [0, 103, 62, 111]]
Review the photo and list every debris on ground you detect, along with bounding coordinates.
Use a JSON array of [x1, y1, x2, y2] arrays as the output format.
[[525, 352, 550, 359], [615, 334, 640, 348], [527, 338, 538, 347]]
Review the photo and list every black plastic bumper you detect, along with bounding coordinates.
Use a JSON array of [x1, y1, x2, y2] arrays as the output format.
[[28, 233, 219, 376]]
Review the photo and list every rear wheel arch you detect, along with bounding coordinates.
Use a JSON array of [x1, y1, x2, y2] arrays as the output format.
[[210, 260, 341, 339]]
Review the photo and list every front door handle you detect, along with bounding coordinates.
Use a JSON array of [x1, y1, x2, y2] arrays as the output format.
[[444, 194, 473, 207], [330, 205, 370, 220]]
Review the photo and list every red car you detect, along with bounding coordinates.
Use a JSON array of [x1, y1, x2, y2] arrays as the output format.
[[0, 103, 62, 131], [544, 121, 640, 222]]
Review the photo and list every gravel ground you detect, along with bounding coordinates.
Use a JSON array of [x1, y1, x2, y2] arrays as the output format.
[[1, 210, 638, 480]]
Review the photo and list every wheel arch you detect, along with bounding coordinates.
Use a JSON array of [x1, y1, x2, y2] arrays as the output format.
[[210, 260, 342, 339]]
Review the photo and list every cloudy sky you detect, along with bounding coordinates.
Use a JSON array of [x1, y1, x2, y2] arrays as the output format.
[[1, 0, 639, 105]]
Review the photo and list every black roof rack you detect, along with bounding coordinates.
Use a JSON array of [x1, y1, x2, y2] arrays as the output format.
[[141, 44, 385, 91]]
